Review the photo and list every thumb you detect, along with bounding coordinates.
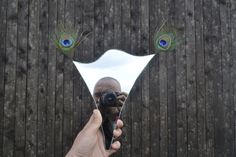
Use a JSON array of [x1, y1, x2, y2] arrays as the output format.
[[85, 109, 102, 133]]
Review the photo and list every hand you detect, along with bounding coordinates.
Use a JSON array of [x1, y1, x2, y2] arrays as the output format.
[[65, 109, 123, 157]]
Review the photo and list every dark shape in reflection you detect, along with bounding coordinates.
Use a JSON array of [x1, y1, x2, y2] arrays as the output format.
[[93, 77, 127, 149]]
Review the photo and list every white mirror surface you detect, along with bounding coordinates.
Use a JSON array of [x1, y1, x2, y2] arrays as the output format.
[[73, 49, 154, 96]]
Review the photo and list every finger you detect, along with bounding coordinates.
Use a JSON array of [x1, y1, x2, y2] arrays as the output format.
[[82, 111, 95, 131], [116, 119, 124, 128], [119, 92, 128, 97], [117, 100, 124, 106], [111, 141, 121, 150], [84, 109, 102, 133], [117, 97, 127, 106], [118, 99, 125, 106], [113, 128, 122, 138], [117, 92, 128, 99], [106, 141, 121, 156], [117, 95, 126, 100], [117, 95, 127, 101]]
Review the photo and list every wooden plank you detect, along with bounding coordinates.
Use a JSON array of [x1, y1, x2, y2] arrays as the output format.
[[231, 1, 236, 156], [159, 52, 168, 157], [82, 0, 94, 62], [114, 0, 121, 49], [94, 0, 104, 58], [3, 0, 18, 156], [149, 0, 160, 156], [103, 0, 114, 50], [120, 96, 132, 157], [37, 0, 48, 156], [0, 0, 7, 156], [130, 0, 141, 55], [148, 0, 162, 156], [166, 49, 177, 156], [73, 0, 83, 145], [175, 0, 187, 156], [211, 1, 224, 157], [149, 58, 160, 157], [220, 1, 234, 156], [130, 0, 141, 157], [81, 0, 95, 101], [14, 0, 28, 156], [120, 0, 130, 52], [120, 1, 131, 156], [80, 0, 95, 143], [203, 0, 214, 156], [25, 0, 39, 157], [130, 78, 142, 157], [54, 0, 65, 156], [158, 0, 168, 156], [54, 43, 64, 157], [185, 0, 198, 156], [72, 69, 82, 137], [140, 0, 150, 156], [166, 0, 177, 156], [194, 0, 206, 156], [62, 0, 74, 155], [141, 68, 150, 156], [140, 0, 149, 55], [46, 0, 57, 156]]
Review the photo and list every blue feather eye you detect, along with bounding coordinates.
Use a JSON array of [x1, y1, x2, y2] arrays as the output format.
[[156, 34, 172, 50], [159, 39, 168, 48], [59, 38, 74, 47]]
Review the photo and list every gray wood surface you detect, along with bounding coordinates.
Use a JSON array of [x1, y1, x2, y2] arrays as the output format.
[[0, 0, 235, 157]]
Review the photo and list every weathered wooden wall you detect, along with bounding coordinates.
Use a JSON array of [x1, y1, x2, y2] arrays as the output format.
[[0, 0, 236, 157]]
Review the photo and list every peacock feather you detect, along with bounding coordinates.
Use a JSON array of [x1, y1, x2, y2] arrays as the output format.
[[52, 24, 91, 58], [153, 21, 181, 52]]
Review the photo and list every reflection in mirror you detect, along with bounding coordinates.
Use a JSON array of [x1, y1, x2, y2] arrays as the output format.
[[73, 49, 155, 149]]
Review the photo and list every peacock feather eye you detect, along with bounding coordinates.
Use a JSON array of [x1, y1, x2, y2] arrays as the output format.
[[51, 23, 91, 58], [60, 39, 73, 47], [157, 34, 172, 50], [59, 34, 75, 48], [153, 21, 181, 52]]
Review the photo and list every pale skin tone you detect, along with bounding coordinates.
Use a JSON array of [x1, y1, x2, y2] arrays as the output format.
[[66, 77, 126, 157], [65, 109, 123, 157]]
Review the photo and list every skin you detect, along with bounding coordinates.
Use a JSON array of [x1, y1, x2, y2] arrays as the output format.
[[66, 77, 126, 157], [65, 109, 123, 157]]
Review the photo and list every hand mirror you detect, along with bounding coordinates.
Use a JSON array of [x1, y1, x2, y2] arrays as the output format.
[[73, 49, 154, 149]]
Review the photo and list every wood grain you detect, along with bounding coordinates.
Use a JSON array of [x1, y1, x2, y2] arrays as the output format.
[[0, 0, 235, 156]]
